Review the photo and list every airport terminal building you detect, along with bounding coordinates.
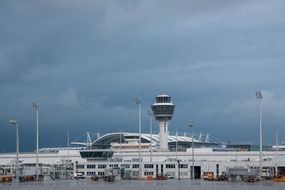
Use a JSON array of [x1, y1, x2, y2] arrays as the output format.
[[1, 94, 285, 179]]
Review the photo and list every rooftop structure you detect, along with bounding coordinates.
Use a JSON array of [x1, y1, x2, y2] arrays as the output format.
[[90, 132, 224, 151]]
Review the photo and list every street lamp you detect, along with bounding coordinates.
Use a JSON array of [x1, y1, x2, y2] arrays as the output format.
[[119, 130, 122, 158], [33, 102, 39, 180], [275, 128, 279, 176], [177, 159, 181, 180], [148, 109, 153, 162], [175, 131, 178, 161], [255, 91, 263, 177], [9, 119, 19, 179], [66, 131, 70, 179], [188, 123, 195, 181], [135, 97, 142, 179]]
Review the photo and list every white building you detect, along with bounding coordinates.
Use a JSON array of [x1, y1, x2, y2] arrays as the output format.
[[1, 132, 284, 179]]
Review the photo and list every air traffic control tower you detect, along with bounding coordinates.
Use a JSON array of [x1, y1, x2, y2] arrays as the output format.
[[151, 93, 175, 151]]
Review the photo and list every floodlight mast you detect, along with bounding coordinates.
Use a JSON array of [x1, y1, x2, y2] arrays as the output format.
[[9, 119, 19, 180], [255, 91, 263, 177], [135, 97, 142, 179], [148, 109, 153, 162], [188, 123, 195, 181], [275, 128, 279, 176], [33, 102, 39, 180]]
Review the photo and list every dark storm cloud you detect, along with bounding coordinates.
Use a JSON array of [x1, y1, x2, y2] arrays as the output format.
[[1, 0, 285, 151]]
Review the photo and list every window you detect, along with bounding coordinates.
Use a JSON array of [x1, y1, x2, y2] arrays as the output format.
[[87, 172, 96, 176], [144, 171, 154, 176], [132, 164, 139, 168], [144, 164, 154, 168], [179, 164, 188, 168], [166, 164, 175, 168], [87, 164, 96, 169], [76, 164, 84, 169], [98, 172, 104, 176], [98, 164, 106, 169], [121, 164, 130, 168]]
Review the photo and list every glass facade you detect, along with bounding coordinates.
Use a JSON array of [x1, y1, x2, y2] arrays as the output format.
[[80, 150, 113, 160]]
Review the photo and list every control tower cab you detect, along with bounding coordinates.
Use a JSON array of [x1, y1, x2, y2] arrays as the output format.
[[151, 93, 175, 151]]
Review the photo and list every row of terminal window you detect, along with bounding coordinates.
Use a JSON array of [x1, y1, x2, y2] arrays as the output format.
[[77, 164, 111, 169], [84, 171, 188, 177], [84, 172, 105, 176], [165, 164, 187, 168], [85, 171, 189, 177], [78, 163, 188, 169]]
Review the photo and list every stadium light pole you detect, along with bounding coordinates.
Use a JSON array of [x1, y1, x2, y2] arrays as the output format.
[[175, 131, 178, 161], [9, 119, 19, 179], [66, 131, 70, 179], [119, 129, 122, 158], [275, 127, 279, 176], [255, 91, 263, 177], [135, 97, 142, 179], [148, 109, 153, 162], [188, 123, 195, 181], [33, 102, 39, 180]]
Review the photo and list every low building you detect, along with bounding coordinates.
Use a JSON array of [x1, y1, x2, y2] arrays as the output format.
[[1, 132, 285, 179]]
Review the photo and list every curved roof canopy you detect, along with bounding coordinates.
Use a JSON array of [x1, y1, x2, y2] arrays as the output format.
[[92, 132, 223, 148]]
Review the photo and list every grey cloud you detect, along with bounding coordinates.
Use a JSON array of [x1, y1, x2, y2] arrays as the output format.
[[1, 0, 285, 151]]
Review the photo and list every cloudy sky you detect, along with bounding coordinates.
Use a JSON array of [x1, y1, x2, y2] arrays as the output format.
[[1, 0, 285, 152]]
